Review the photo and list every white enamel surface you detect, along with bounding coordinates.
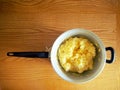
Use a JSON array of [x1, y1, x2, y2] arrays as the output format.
[[50, 28, 106, 84]]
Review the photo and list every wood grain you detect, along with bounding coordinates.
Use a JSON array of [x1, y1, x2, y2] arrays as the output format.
[[0, 0, 119, 90]]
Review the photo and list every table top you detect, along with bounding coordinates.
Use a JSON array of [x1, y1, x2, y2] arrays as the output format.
[[0, 0, 120, 90]]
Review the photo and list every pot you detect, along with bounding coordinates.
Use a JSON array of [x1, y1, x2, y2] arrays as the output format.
[[7, 28, 115, 84]]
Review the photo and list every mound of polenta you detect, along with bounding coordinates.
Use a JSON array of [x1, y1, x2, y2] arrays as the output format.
[[58, 37, 96, 73]]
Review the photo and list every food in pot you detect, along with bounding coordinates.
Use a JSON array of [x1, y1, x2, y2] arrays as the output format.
[[58, 37, 96, 73]]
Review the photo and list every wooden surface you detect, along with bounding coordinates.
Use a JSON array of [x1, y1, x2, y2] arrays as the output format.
[[0, 0, 120, 90]]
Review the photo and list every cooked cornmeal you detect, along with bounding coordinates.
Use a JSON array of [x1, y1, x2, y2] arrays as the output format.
[[58, 37, 96, 73]]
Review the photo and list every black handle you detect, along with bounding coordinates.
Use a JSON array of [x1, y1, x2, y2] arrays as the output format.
[[7, 52, 49, 58], [106, 47, 115, 64]]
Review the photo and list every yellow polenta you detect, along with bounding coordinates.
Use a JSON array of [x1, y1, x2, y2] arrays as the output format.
[[58, 37, 96, 73]]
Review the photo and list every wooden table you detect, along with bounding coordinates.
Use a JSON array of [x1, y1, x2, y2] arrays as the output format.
[[0, 0, 120, 90]]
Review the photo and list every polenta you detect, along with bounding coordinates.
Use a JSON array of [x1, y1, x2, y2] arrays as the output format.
[[58, 37, 96, 73]]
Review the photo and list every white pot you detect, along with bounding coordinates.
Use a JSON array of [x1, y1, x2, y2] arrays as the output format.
[[7, 28, 115, 84]]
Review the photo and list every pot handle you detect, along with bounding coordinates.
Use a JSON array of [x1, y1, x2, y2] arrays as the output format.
[[7, 52, 49, 58], [106, 47, 115, 64]]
